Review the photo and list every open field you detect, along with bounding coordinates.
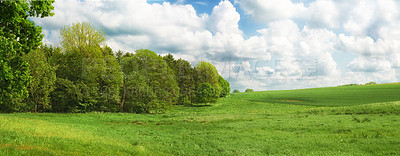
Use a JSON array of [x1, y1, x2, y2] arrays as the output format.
[[1, 83, 400, 155]]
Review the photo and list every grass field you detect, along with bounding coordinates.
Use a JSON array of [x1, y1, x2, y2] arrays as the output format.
[[1, 83, 400, 155]]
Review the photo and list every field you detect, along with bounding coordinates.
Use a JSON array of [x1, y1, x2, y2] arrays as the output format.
[[1, 83, 400, 155]]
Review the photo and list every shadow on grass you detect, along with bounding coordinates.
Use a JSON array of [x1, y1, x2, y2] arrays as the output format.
[[184, 104, 212, 107]]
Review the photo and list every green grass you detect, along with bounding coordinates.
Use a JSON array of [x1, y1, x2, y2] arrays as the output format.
[[1, 83, 400, 155]]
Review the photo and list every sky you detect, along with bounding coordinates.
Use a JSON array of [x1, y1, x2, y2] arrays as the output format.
[[32, 0, 400, 91]]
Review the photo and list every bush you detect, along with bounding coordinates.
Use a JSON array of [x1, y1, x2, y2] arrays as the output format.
[[365, 81, 376, 85], [232, 89, 240, 93], [245, 88, 254, 92]]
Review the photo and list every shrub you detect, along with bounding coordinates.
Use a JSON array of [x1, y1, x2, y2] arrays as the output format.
[[233, 89, 240, 93], [245, 88, 254, 92]]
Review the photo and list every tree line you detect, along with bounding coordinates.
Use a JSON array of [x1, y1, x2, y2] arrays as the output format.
[[0, 1, 230, 113]]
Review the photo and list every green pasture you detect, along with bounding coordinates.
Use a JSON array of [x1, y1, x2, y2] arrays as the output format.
[[1, 83, 400, 155]]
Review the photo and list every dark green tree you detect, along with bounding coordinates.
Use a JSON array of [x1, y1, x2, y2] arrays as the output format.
[[233, 89, 240, 93], [195, 83, 218, 105], [194, 61, 221, 95], [24, 46, 57, 112], [163, 54, 196, 105], [245, 88, 254, 92], [0, 0, 54, 112], [52, 22, 122, 112], [218, 76, 230, 97], [135, 49, 179, 112], [120, 56, 155, 113]]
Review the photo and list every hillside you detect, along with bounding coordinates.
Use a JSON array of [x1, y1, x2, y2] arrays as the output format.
[[1, 83, 400, 155]]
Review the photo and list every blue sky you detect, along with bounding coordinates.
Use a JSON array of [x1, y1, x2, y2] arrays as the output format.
[[33, 0, 400, 91]]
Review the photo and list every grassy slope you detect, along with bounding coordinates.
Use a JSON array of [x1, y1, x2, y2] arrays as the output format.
[[1, 84, 400, 155]]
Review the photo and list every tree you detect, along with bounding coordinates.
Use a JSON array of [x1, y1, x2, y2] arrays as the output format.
[[218, 76, 230, 97], [134, 49, 179, 112], [194, 61, 221, 99], [245, 88, 254, 92], [24, 46, 57, 112], [163, 54, 196, 105], [0, 0, 54, 112], [120, 56, 155, 113], [60, 22, 105, 55], [52, 22, 122, 112], [194, 83, 218, 105], [232, 89, 240, 93]]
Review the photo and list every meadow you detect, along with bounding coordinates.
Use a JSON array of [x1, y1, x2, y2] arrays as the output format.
[[1, 83, 400, 155]]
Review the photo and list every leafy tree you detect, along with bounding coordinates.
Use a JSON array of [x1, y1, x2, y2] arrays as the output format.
[[194, 83, 218, 104], [233, 89, 240, 93], [60, 22, 105, 55], [245, 88, 254, 92], [218, 76, 230, 97], [194, 61, 220, 88], [120, 56, 155, 113], [163, 54, 196, 105], [53, 22, 122, 112], [175, 59, 196, 105], [135, 49, 179, 112], [24, 46, 57, 112], [0, 0, 54, 112]]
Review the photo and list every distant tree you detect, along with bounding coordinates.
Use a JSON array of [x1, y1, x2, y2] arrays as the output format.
[[0, 0, 54, 112], [245, 88, 254, 92], [194, 83, 218, 105], [218, 76, 230, 97], [365, 81, 376, 85], [233, 89, 240, 93], [24, 46, 57, 112]]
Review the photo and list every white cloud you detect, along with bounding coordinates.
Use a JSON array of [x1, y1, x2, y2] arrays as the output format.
[[238, 0, 306, 22]]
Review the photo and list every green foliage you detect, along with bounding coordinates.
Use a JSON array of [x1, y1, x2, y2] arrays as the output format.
[[120, 50, 179, 113], [365, 81, 376, 85], [0, 0, 54, 112], [24, 46, 57, 112], [195, 83, 218, 104], [245, 88, 254, 92], [60, 22, 105, 54], [163, 54, 196, 105], [232, 89, 240, 93], [51, 22, 122, 113], [218, 76, 230, 97], [194, 61, 220, 93], [0, 0, 54, 54]]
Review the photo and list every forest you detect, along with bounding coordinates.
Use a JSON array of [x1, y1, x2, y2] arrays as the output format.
[[0, 1, 230, 113]]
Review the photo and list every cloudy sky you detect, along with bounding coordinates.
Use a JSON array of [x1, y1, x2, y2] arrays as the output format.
[[33, 0, 400, 91]]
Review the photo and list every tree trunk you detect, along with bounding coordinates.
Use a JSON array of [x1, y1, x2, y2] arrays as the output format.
[[120, 80, 126, 112]]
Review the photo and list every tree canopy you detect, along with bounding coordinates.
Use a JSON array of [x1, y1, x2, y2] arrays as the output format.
[[0, 0, 54, 112]]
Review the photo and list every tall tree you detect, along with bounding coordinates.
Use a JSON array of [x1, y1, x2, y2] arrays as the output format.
[[120, 56, 155, 113], [135, 49, 180, 112], [0, 0, 54, 112], [24, 46, 57, 112], [218, 76, 230, 97], [163, 55, 196, 105], [53, 22, 122, 112], [194, 61, 221, 103], [60, 22, 105, 56]]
